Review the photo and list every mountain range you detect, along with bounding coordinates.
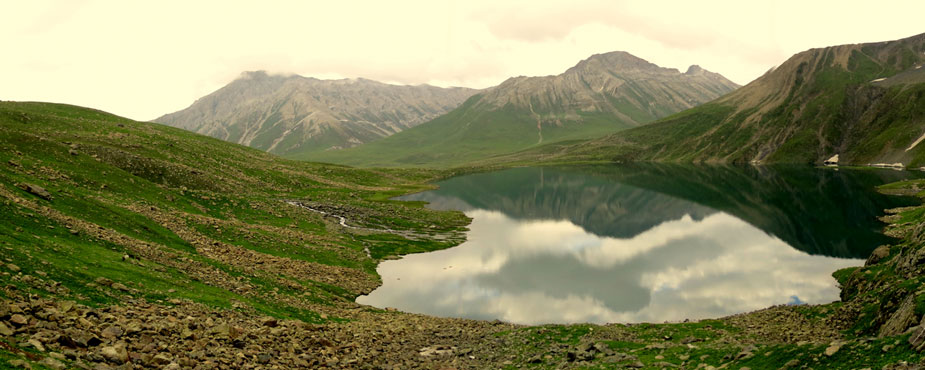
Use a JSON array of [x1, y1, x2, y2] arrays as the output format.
[[303, 52, 739, 167], [155, 72, 478, 155], [507, 33, 925, 167]]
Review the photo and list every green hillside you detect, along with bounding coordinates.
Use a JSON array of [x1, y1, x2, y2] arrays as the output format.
[[300, 96, 635, 167]]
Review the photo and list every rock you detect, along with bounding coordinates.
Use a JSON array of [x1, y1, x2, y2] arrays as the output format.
[[73, 332, 102, 347], [0, 322, 13, 336], [40, 357, 66, 370], [824, 341, 844, 356], [100, 345, 128, 364], [152, 353, 172, 365], [256, 354, 272, 364], [18, 183, 52, 200], [866, 245, 891, 265], [5, 263, 20, 273], [110, 283, 130, 292], [783, 359, 800, 368], [10, 314, 29, 326], [57, 301, 75, 313], [736, 344, 757, 360], [101, 325, 123, 339], [908, 316, 925, 351], [880, 295, 917, 338], [419, 345, 454, 357], [260, 316, 278, 327], [94, 277, 113, 286], [27, 338, 46, 352], [882, 344, 894, 352]]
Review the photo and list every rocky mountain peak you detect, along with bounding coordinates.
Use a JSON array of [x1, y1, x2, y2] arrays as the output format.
[[685, 65, 705, 75], [566, 51, 659, 74]]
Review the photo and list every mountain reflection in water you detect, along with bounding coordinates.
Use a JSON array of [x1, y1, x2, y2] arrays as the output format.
[[358, 165, 921, 324]]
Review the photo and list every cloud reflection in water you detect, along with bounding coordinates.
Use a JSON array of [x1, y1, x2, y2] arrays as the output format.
[[359, 209, 860, 325]]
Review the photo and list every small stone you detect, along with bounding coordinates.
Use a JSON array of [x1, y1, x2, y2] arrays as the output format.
[[257, 354, 272, 364], [783, 359, 800, 368], [94, 277, 113, 286], [110, 283, 129, 292], [101, 326, 123, 339], [100, 345, 128, 364], [152, 353, 172, 365], [882, 344, 894, 352], [824, 341, 843, 356], [260, 316, 278, 327], [5, 263, 20, 272], [40, 357, 66, 370], [57, 301, 75, 313], [0, 322, 13, 336], [10, 314, 29, 326], [28, 338, 46, 352]]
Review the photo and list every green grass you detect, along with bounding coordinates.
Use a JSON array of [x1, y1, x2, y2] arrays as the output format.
[[295, 96, 641, 168], [0, 101, 470, 322]]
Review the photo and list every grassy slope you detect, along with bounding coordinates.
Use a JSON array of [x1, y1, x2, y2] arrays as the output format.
[[2, 101, 924, 368], [295, 96, 637, 168], [0, 101, 471, 319]]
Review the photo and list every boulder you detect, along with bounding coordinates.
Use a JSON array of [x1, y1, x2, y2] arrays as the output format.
[[18, 183, 52, 200], [866, 245, 891, 266]]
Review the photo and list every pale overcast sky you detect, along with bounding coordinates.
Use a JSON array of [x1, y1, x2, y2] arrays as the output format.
[[3, 0, 923, 121]]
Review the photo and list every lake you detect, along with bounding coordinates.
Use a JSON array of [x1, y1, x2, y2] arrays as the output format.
[[357, 164, 921, 325]]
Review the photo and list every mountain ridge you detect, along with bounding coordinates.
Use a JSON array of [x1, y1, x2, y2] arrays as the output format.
[[507, 33, 925, 167], [154, 71, 479, 155], [303, 51, 739, 167]]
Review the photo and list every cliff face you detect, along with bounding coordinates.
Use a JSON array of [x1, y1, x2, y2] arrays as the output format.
[[155, 71, 478, 155]]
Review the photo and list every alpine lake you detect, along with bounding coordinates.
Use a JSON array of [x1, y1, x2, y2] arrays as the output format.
[[358, 164, 922, 325]]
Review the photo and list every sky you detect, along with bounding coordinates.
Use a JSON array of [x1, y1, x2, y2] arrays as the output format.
[[3, 0, 924, 121]]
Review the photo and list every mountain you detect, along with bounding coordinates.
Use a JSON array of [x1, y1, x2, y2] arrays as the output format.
[[154, 71, 478, 155], [511, 33, 925, 167], [302, 52, 739, 167]]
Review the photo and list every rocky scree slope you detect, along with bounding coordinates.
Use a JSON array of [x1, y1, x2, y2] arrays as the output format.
[[2, 101, 925, 369], [155, 71, 477, 156], [514, 33, 925, 167], [304, 51, 738, 167]]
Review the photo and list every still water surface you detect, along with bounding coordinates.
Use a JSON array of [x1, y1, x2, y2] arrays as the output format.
[[358, 165, 920, 324]]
